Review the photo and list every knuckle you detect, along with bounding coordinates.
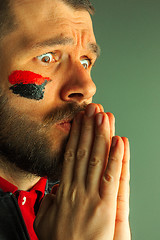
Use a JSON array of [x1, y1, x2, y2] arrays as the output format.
[[120, 176, 130, 183], [89, 156, 101, 167], [115, 218, 124, 224], [77, 148, 88, 160], [84, 123, 93, 131], [95, 130, 106, 139], [117, 194, 129, 203], [64, 149, 74, 162], [109, 156, 119, 164], [104, 173, 114, 183]]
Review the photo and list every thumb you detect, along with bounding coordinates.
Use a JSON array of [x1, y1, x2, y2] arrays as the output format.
[[34, 193, 56, 232]]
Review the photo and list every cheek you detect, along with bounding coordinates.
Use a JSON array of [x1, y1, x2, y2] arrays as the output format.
[[9, 70, 51, 101]]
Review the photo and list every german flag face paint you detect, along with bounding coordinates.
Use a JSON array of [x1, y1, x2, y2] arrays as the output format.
[[9, 70, 51, 100]]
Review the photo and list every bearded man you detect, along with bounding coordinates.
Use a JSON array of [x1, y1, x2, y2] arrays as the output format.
[[0, 0, 131, 239]]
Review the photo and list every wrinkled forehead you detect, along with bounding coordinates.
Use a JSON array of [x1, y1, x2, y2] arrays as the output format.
[[0, 0, 97, 65], [11, 0, 94, 39]]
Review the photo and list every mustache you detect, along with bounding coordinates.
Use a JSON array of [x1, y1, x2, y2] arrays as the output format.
[[43, 102, 88, 126]]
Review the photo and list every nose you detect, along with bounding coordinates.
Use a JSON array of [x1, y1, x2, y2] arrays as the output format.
[[60, 64, 96, 104]]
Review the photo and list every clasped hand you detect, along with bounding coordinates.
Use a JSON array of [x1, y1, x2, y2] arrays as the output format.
[[34, 103, 131, 240]]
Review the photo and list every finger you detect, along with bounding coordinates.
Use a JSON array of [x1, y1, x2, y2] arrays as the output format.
[[86, 112, 110, 194], [72, 103, 100, 185], [100, 112, 115, 180], [58, 111, 83, 195], [97, 104, 104, 112], [116, 137, 130, 221], [106, 112, 115, 140], [100, 136, 124, 203], [34, 194, 55, 230]]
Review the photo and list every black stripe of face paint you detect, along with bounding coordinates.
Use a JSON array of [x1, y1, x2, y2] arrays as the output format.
[[10, 80, 48, 100]]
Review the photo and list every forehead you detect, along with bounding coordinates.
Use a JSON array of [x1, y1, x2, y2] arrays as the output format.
[[11, 0, 96, 48]]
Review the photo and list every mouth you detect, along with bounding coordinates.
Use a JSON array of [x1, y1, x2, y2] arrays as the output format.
[[56, 119, 73, 133]]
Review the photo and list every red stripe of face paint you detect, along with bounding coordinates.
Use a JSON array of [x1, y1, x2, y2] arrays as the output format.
[[9, 70, 51, 85]]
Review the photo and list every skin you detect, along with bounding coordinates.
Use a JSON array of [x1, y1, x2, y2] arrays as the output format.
[[34, 105, 131, 240], [0, 0, 97, 188], [0, 0, 131, 239]]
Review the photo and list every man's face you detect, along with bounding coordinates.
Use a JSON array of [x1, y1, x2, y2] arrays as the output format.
[[0, 0, 98, 182]]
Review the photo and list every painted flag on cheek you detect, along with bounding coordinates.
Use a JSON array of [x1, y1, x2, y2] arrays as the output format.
[[9, 70, 51, 100]]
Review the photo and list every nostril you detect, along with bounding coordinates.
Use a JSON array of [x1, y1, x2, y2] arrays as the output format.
[[69, 93, 83, 98]]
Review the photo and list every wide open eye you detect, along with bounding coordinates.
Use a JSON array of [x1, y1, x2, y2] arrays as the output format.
[[37, 53, 56, 64], [80, 59, 91, 69]]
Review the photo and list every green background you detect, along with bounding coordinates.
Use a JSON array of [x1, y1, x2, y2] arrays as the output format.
[[91, 0, 160, 239]]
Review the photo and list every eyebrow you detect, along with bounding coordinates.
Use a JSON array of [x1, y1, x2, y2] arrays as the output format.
[[31, 36, 101, 59], [88, 42, 101, 59]]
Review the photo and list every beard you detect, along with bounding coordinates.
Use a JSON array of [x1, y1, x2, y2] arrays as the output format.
[[0, 90, 87, 183]]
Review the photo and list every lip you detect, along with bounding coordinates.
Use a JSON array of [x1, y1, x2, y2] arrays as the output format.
[[56, 119, 72, 133]]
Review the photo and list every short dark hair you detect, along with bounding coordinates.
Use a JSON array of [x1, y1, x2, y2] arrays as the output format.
[[0, 0, 17, 41], [62, 0, 95, 15], [0, 0, 94, 41]]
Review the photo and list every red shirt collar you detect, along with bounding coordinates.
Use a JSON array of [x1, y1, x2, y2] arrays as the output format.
[[0, 176, 48, 240], [0, 176, 18, 193], [0, 176, 47, 194]]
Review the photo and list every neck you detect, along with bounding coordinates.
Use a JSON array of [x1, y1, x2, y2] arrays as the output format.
[[0, 159, 40, 191]]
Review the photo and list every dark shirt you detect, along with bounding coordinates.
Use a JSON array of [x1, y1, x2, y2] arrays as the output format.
[[0, 176, 47, 240]]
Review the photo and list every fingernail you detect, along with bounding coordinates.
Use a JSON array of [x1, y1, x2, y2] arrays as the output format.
[[86, 104, 95, 117], [111, 137, 117, 147], [96, 113, 103, 126]]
